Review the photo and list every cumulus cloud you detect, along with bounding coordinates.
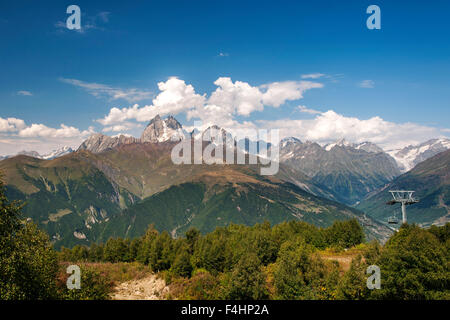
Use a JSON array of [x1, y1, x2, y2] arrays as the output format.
[[97, 78, 206, 125], [0, 117, 27, 132], [257, 110, 444, 150], [93, 76, 448, 150], [261, 81, 323, 107], [97, 77, 323, 129], [0, 117, 94, 156], [60, 78, 153, 102], [358, 80, 375, 88], [102, 122, 142, 133], [18, 123, 92, 138]]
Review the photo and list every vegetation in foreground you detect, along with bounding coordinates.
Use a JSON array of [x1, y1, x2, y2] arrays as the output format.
[[1, 178, 449, 300]]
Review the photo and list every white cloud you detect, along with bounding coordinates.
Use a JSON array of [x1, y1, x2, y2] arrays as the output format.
[[60, 78, 153, 102], [218, 52, 229, 57], [261, 81, 323, 107], [257, 110, 445, 150], [301, 73, 325, 79], [18, 123, 93, 139], [209, 77, 264, 116], [102, 122, 142, 133], [17, 90, 33, 96], [0, 117, 95, 156], [358, 80, 375, 88], [298, 105, 322, 115], [0, 117, 27, 133], [92, 77, 448, 151], [97, 77, 323, 130], [97, 77, 206, 125]]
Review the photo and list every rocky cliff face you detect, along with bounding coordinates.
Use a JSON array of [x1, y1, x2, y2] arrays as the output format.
[[141, 115, 185, 143], [77, 133, 139, 153], [277, 138, 401, 205], [387, 138, 450, 172], [78, 115, 187, 154], [357, 149, 450, 227]]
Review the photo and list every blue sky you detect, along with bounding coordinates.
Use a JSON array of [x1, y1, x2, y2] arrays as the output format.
[[1, 0, 449, 155]]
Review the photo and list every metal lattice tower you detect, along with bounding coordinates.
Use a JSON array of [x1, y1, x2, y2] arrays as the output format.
[[386, 190, 419, 224]]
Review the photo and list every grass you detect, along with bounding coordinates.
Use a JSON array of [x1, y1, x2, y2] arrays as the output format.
[[317, 244, 368, 272]]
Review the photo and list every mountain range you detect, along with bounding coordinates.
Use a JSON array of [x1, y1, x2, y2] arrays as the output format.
[[0, 146, 74, 161], [0, 115, 392, 248], [357, 149, 450, 227], [277, 138, 400, 205], [1, 114, 448, 247], [386, 138, 450, 172]]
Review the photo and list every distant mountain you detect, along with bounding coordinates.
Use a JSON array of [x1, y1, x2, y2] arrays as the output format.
[[0, 146, 74, 161], [0, 150, 391, 248], [77, 115, 187, 154], [324, 139, 384, 153], [357, 149, 450, 227], [77, 133, 139, 153], [41, 146, 74, 160], [17, 150, 42, 158], [387, 138, 450, 172], [278, 138, 401, 205], [141, 115, 187, 143], [0, 117, 392, 247]]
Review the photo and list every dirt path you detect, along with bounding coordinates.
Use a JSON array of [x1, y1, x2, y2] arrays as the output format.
[[111, 275, 170, 300], [321, 255, 355, 272]]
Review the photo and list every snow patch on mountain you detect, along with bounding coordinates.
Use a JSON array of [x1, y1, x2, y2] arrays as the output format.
[[141, 115, 187, 143], [0, 146, 74, 161], [41, 146, 74, 159], [324, 138, 354, 151], [387, 138, 450, 172]]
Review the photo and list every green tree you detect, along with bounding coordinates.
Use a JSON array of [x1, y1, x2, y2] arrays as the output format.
[[58, 266, 111, 300], [224, 252, 268, 300], [171, 246, 193, 278], [325, 219, 365, 249], [0, 177, 59, 299], [148, 231, 174, 271], [273, 238, 327, 299], [336, 255, 370, 300], [103, 238, 129, 263], [185, 227, 200, 254], [370, 225, 450, 300]]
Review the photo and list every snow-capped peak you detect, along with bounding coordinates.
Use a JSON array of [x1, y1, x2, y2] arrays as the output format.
[[324, 138, 352, 151], [41, 146, 74, 160], [280, 137, 302, 148], [387, 138, 450, 172], [0, 146, 74, 161], [354, 141, 384, 153], [141, 115, 187, 143]]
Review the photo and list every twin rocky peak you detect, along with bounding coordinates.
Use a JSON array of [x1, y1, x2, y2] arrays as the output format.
[[78, 115, 187, 154]]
